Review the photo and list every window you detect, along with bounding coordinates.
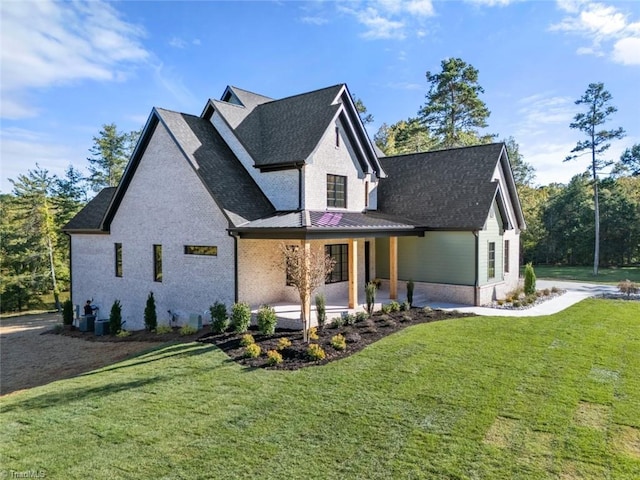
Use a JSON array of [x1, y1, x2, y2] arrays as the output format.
[[184, 245, 217, 256], [335, 126, 340, 147], [504, 240, 510, 273], [365, 181, 369, 208], [488, 242, 496, 279], [153, 244, 162, 282], [327, 174, 347, 208], [115, 243, 122, 277], [325, 244, 348, 283]]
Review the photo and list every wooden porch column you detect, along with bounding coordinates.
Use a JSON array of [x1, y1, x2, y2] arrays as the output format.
[[302, 240, 311, 327], [389, 236, 398, 300], [348, 238, 358, 309]]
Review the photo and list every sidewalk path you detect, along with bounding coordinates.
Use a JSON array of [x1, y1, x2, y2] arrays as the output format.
[[422, 280, 620, 317]]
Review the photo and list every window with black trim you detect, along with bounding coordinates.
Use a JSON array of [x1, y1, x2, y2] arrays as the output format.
[[504, 240, 510, 273], [327, 174, 347, 208], [488, 242, 496, 279], [325, 244, 348, 283], [335, 126, 340, 147], [154, 244, 163, 282], [115, 243, 122, 277], [184, 245, 217, 256]]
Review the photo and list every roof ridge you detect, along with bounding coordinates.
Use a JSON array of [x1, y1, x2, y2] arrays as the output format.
[[268, 83, 345, 104], [227, 85, 274, 100], [381, 142, 504, 160]]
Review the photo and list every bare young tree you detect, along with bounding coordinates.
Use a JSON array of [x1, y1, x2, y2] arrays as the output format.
[[280, 242, 335, 342]]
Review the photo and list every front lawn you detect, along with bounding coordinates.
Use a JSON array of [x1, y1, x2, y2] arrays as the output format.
[[530, 264, 640, 284], [1, 299, 639, 479]]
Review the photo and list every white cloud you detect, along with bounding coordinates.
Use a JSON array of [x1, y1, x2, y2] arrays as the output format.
[[465, 0, 516, 7], [169, 37, 188, 48], [0, 0, 149, 119], [339, 1, 435, 40], [515, 94, 578, 138], [301, 16, 329, 25], [613, 37, 640, 65], [550, 1, 640, 65]]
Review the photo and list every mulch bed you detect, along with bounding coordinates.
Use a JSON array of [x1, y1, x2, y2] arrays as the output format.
[[56, 325, 205, 343], [198, 308, 475, 370]]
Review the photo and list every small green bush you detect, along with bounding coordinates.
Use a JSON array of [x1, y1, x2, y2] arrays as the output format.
[[179, 325, 198, 336], [524, 263, 536, 296], [116, 330, 131, 338], [266, 349, 283, 365], [109, 299, 122, 335], [257, 304, 277, 335], [497, 299, 505, 306], [230, 302, 251, 333], [365, 282, 377, 315], [407, 279, 414, 307], [355, 311, 368, 323], [389, 301, 401, 312], [381, 303, 392, 314], [62, 299, 74, 326], [156, 324, 172, 335], [244, 343, 261, 358], [307, 344, 326, 361], [144, 291, 157, 331], [342, 313, 356, 326], [329, 316, 344, 328], [543, 288, 551, 296], [512, 300, 521, 308], [209, 301, 228, 334], [331, 334, 347, 351], [400, 301, 411, 312], [315, 294, 326, 330], [276, 337, 292, 351], [240, 333, 255, 346]]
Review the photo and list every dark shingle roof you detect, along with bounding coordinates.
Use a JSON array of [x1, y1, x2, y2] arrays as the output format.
[[378, 143, 505, 230], [233, 85, 343, 168], [156, 108, 275, 226], [62, 187, 116, 231]]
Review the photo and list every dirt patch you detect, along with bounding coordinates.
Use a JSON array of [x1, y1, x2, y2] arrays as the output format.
[[484, 416, 520, 448], [613, 425, 640, 459], [0, 313, 182, 396], [198, 308, 474, 370], [574, 401, 610, 430]]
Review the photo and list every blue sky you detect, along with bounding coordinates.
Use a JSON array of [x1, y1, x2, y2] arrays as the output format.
[[1, 0, 639, 193]]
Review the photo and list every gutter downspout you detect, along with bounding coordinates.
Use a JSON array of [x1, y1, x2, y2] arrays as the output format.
[[473, 231, 480, 306], [298, 164, 304, 210], [228, 230, 239, 303], [65, 232, 73, 307]]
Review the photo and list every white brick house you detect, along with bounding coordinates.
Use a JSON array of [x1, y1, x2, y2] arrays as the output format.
[[64, 84, 525, 330]]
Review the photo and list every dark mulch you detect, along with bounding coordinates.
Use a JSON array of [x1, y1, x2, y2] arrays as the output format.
[[56, 325, 206, 343], [198, 308, 475, 370]]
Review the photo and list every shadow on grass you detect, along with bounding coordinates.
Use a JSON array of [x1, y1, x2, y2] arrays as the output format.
[[1, 377, 165, 413], [76, 342, 221, 378]]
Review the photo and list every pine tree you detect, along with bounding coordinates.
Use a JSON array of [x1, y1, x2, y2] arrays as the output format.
[[87, 124, 140, 191]]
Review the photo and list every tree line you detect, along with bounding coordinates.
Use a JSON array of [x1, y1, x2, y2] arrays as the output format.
[[1, 124, 140, 312]]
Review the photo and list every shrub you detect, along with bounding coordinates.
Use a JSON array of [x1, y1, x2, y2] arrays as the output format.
[[156, 324, 172, 335], [257, 304, 277, 335], [62, 299, 74, 325], [266, 349, 283, 365], [407, 279, 414, 306], [244, 343, 261, 358], [179, 325, 198, 336], [551, 286, 559, 294], [365, 282, 377, 315], [276, 337, 292, 351], [389, 301, 401, 312], [315, 294, 326, 331], [240, 333, 255, 346], [306, 344, 326, 361], [497, 299, 505, 306], [381, 304, 392, 314], [355, 311, 368, 323], [116, 330, 131, 338], [53, 324, 64, 334], [524, 263, 536, 296], [331, 334, 346, 351], [618, 279, 639, 298], [400, 301, 411, 312], [144, 291, 157, 331], [341, 312, 356, 326], [109, 299, 122, 335], [512, 300, 521, 308], [309, 327, 319, 341], [543, 288, 551, 296], [230, 302, 251, 333], [329, 316, 344, 328], [209, 301, 229, 334]]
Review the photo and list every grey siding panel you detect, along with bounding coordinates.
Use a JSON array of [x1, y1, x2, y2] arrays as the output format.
[[376, 232, 475, 285]]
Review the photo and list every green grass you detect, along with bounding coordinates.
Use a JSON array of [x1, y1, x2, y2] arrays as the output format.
[[1, 299, 639, 479], [528, 265, 640, 284]]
